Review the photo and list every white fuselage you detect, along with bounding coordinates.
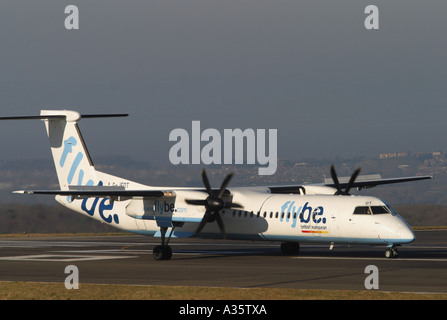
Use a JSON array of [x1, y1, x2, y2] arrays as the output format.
[[57, 185, 415, 247]]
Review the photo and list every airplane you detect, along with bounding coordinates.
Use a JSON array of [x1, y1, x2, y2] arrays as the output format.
[[0, 110, 433, 260]]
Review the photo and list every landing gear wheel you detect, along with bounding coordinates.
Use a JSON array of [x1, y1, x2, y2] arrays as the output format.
[[153, 245, 172, 260], [385, 247, 399, 259], [281, 242, 300, 255]]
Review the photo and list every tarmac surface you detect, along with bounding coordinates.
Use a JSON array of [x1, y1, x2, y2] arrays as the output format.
[[0, 230, 446, 294]]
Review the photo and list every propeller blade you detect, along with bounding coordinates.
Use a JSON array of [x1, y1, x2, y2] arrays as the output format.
[[330, 165, 362, 195], [201, 169, 213, 196], [224, 202, 243, 209], [344, 168, 361, 194], [330, 165, 343, 194], [185, 199, 208, 206], [214, 212, 226, 239], [190, 170, 240, 238], [217, 172, 234, 198], [193, 210, 211, 237]]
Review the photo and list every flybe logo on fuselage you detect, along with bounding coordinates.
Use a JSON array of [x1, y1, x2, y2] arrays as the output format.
[[280, 201, 326, 228]]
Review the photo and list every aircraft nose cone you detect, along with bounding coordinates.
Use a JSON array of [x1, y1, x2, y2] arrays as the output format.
[[399, 223, 415, 243]]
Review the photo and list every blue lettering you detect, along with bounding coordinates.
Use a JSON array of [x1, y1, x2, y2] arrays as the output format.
[[99, 198, 114, 223], [60, 136, 77, 167], [164, 202, 175, 214], [312, 206, 324, 223], [280, 201, 326, 228], [280, 201, 291, 222], [291, 206, 302, 228], [300, 202, 312, 223], [79, 181, 116, 223], [286, 202, 295, 222], [67, 152, 83, 184], [59, 135, 118, 224], [81, 197, 100, 217]]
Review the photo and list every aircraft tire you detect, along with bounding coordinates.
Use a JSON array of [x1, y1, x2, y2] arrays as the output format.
[[153, 245, 173, 260], [385, 247, 398, 259], [281, 242, 300, 255]]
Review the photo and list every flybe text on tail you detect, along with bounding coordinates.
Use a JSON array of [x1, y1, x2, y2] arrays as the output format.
[[60, 136, 94, 186]]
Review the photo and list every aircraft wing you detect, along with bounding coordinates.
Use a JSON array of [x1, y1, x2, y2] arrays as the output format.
[[269, 175, 433, 194], [14, 175, 433, 197], [324, 175, 433, 190]]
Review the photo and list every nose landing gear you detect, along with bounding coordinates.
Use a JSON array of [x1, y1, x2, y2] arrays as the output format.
[[385, 246, 399, 258]]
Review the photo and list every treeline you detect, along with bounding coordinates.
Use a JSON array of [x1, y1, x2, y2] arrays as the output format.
[[394, 204, 447, 227], [0, 203, 121, 234], [0, 203, 444, 235]]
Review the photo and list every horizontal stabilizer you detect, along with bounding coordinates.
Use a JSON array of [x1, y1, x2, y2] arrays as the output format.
[[0, 113, 128, 120], [14, 188, 175, 199]]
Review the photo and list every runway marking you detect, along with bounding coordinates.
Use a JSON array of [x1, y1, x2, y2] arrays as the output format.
[[58, 248, 447, 261], [293, 256, 447, 262], [55, 249, 146, 254], [0, 254, 136, 262]]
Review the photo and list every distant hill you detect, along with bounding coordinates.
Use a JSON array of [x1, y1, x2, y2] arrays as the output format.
[[0, 152, 446, 234], [2, 152, 446, 204], [0, 203, 120, 234]]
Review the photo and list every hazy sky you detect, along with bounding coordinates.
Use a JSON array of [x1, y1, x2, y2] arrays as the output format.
[[0, 1, 446, 167]]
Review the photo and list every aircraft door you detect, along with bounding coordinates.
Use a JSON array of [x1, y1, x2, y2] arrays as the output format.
[[327, 208, 339, 238]]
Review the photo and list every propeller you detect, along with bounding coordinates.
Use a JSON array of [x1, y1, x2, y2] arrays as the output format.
[[185, 169, 242, 238], [330, 165, 361, 195]]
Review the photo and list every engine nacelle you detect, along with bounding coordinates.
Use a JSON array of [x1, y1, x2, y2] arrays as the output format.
[[303, 185, 338, 195]]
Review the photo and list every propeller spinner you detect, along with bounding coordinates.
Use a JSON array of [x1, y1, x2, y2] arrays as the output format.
[[185, 169, 242, 238]]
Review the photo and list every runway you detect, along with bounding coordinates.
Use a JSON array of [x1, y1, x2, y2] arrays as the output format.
[[0, 230, 446, 294]]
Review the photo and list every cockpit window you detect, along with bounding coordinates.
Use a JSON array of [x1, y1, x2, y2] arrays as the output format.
[[354, 205, 391, 215], [354, 206, 371, 215], [371, 206, 390, 214]]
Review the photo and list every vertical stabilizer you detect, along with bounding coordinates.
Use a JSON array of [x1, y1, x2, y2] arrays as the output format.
[[40, 110, 98, 190]]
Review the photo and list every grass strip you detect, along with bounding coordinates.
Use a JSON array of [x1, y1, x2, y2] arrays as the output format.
[[1, 281, 446, 300]]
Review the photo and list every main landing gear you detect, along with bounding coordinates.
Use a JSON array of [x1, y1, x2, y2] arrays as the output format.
[[153, 226, 176, 260], [153, 244, 172, 260], [281, 242, 300, 255]]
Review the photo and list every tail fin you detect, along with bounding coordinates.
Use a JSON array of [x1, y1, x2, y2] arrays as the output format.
[[1, 110, 128, 191], [41, 110, 97, 190]]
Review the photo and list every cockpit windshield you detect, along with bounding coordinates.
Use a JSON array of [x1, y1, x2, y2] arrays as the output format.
[[353, 205, 391, 215]]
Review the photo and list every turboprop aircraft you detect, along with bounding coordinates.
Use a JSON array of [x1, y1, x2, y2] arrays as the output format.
[[1, 110, 432, 260]]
